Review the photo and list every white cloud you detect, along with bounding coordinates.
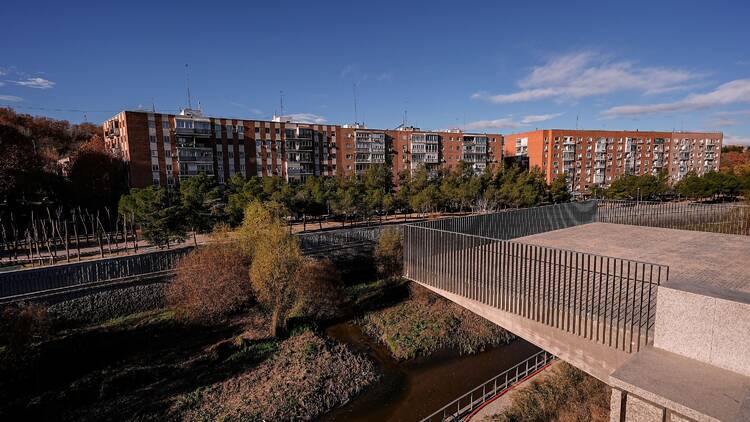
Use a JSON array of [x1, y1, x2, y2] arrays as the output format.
[[602, 79, 750, 117], [12, 77, 55, 89], [465, 118, 522, 130], [520, 113, 564, 124], [725, 134, 750, 146], [287, 113, 327, 124], [473, 51, 700, 104], [0, 95, 22, 102], [465, 113, 563, 130]]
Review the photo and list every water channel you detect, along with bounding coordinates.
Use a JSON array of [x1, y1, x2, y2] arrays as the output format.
[[321, 321, 539, 422]]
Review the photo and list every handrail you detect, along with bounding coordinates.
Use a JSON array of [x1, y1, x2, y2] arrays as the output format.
[[420, 350, 556, 422]]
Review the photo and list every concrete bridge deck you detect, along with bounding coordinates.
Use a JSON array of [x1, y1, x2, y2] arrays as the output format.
[[407, 208, 750, 421]]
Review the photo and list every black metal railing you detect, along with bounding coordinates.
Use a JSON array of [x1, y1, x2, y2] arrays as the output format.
[[0, 247, 192, 299], [297, 225, 402, 253], [411, 201, 597, 240], [420, 350, 556, 422], [596, 200, 750, 235], [404, 224, 666, 353]]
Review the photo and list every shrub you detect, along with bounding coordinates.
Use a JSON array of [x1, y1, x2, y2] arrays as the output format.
[[0, 302, 50, 353], [374, 228, 403, 278], [291, 259, 344, 322], [166, 243, 251, 324]]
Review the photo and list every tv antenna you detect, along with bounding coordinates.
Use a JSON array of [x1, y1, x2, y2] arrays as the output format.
[[352, 83, 358, 124], [279, 90, 284, 116], [185, 64, 192, 109]]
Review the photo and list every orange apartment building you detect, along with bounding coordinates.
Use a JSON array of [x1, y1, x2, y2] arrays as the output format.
[[103, 109, 503, 188], [503, 129, 722, 193]]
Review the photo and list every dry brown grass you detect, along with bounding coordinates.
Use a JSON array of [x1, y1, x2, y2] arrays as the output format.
[[173, 330, 377, 421], [362, 284, 513, 360], [166, 243, 252, 324], [0, 302, 49, 355], [488, 362, 610, 422]]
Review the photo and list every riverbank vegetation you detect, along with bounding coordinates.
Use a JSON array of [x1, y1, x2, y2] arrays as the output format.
[[363, 284, 514, 360], [172, 330, 378, 421], [486, 362, 610, 422]]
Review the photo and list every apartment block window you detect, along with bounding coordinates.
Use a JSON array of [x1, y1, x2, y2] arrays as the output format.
[[255, 127, 260, 134], [162, 121, 169, 129], [165, 150, 172, 158], [148, 121, 156, 128], [151, 164, 159, 171], [151, 150, 158, 157], [149, 135, 156, 143], [275, 128, 280, 135], [166, 164, 172, 172], [265, 128, 270, 134], [237, 125, 244, 134], [163, 135, 169, 143], [226, 124, 233, 133], [215, 125, 222, 134]]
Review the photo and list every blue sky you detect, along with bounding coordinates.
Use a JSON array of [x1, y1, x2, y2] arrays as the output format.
[[1, 0, 749, 144]]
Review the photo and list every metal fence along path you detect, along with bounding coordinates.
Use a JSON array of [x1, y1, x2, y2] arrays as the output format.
[[596, 200, 750, 235], [0, 224, 402, 300], [420, 350, 556, 422], [0, 247, 192, 299]]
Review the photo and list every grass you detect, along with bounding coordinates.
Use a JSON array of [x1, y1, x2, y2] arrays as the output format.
[[93, 308, 175, 331], [172, 330, 378, 421], [485, 362, 610, 422], [362, 284, 514, 360]]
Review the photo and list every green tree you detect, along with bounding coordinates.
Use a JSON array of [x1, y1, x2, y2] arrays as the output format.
[[549, 174, 572, 203], [118, 186, 186, 247], [180, 174, 222, 244]]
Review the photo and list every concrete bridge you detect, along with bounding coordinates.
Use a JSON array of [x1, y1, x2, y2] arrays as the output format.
[[405, 200, 750, 422]]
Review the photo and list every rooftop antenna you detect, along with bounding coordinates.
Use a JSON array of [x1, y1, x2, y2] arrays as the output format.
[[185, 64, 192, 109], [279, 90, 284, 116], [352, 83, 359, 124], [151, 98, 155, 113], [576, 113, 579, 130]]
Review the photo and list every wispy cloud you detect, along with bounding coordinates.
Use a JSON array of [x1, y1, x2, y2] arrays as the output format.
[[472, 51, 700, 104], [0, 95, 23, 102], [287, 113, 327, 124], [376, 71, 393, 81], [602, 79, 750, 117], [228, 101, 263, 116], [465, 113, 563, 130], [725, 134, 750, 146], [11, 77, 55, 89], [706, 110, 750, 127]]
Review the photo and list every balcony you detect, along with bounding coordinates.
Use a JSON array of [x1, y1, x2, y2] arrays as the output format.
[[105, 127, 120, 137]]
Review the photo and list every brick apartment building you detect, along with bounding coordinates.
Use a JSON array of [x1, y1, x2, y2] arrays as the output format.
[[503, 129, 722, 194], [102, 109, 503, 188]]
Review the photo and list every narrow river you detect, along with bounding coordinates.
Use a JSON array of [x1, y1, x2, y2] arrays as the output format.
[[322, 322, 539, 422]]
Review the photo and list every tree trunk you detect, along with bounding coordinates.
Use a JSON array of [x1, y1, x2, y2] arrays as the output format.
[[270, 306, 282, 338], [193, 230, 198, 247]]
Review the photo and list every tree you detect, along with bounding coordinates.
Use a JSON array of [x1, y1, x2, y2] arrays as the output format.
[[180, 173, 222, 244], [166, 243, 251, 323], [549, 174, 572, 203], [604, 173, 668, 200], [67, 135, 128, 212], [245, 201, 304, 337], [225, 174, 264, 225], [374, 228, 404, 278], [118, 186, 186, 247]]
